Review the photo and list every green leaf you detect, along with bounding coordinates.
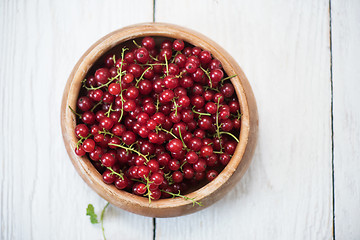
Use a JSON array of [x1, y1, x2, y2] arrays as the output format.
[[86, 204, 99, 224]]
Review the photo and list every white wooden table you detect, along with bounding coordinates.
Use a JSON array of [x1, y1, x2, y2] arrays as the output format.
[[1, 0, 359, 239]]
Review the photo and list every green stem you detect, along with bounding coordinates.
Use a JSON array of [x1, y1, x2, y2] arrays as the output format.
[[220, 74, 237, 82], [76, 134, 93, 149], [108, 143, 150, 163], [91, 100, 103, 112], [132, 40, 141, 48], [200, 66, 212, 88], [68, 106, 81, 118], [106, 166, 124, 180], [213, 150, 224, 154], [157, 126, 177, 139], [149, 54, 158, 61], [160, 190, 203, 207], [178, 128, 190, 151], [100, 202, 109, 240], [139, 63, 166, 67], [219, 131, 239, 143], [192, 106, 211, 117], [104, 103, 113, 117], [118, 109, 124, 122], [135, 67, 151, 87], [164, 53, 169, 76], [215, 98, 222, 150], [143, 176, 154, 204]]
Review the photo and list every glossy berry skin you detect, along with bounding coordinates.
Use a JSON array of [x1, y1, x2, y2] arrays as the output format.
[[189, 137, 202, 152], [193, 158, 207, 172], [100, 117, 114, 130], [206, 169, 218, 181], [115, 176, 130, 190], [150, 173, 164, 185], [167, 139, 183, 153], [199, 51, 212, 64], [75, 124, 89, 138], [205, 102, 217, 114], [89, 89, 103, 102], [221, 83, 235, 98], [82, 139, 95, 153], [185, 61, 197, 74], [108, 83, 121, 96], [164, 75, 179, 89], [82, 111, 95, 125], [159, 89, 175, 103], [142, 37, 155, 50], [168, 159, 180, 171], [133, 183, 147, 195], [219, 153, 231, 166], [77, 96, 93, 112], [75, 146, 86, 156], [210, 69, 224, 83], [186, 151, 199, 164], [135, 47, 150, 64], [95, 68, 110, 84], [200, 145, 213, 157], [172, 171, 183, 183], [173, 39, 185, 51], [122, 131, 136, 145], [102, 170, 117, 184], [101, 153, 116, 167]]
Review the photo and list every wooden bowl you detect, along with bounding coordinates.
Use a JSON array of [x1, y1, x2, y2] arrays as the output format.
[[61, 23, 258, 218]]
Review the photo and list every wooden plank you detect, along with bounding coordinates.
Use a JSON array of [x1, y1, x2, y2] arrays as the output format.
[[0, 0, 154, 239], [155, 0, 333, 239], [332, 0, 360, 239]]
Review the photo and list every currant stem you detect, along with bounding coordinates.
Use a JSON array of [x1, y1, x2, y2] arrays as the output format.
[[139, 63, 166, 67], [215, 98, 222, 149], [180, 160, 187, 171], [219, 131, 239, 143], [192, 106, 211, 117], [164, 54, 169, 76], [68, 106, 81, 118], [91, 100, 103, 112], [149, 54, 158, 61], [213, 150, 224, 154], [85, 71, 125, 91], [172, 98, 180, 116], [76, 134, 93, 149], [100, 202, 109, 240], [104, 103, 113, 117], [132, 40, 141, 48], [178, 128, 190, 151], [157, 126, 177, 139], [200, 66, 212, 88], [107, 167, 124, 180], [220, 74, 237, 83], [135, 67, 151, 87], [160, 190, 203, 207], [143, 176, 154, 204], [108, 143, 150, 163]]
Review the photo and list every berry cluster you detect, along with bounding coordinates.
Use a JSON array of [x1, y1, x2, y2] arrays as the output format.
[[71, 37, 241, 204]]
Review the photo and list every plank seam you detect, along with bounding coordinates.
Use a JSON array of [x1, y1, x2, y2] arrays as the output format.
[[329, 0, 335, 239], [152, 0, 156, 22]]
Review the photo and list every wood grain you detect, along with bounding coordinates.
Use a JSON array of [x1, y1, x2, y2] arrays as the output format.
[[155, 0, 333, 239], [332, 0, 360, 239], [0, 0, 154, 239]]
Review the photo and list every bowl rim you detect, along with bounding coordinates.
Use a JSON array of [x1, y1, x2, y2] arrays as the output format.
[[61, 22, 256, 217]]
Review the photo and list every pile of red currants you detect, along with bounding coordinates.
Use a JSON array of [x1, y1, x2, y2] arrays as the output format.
[[71, 37, 241, 203]]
